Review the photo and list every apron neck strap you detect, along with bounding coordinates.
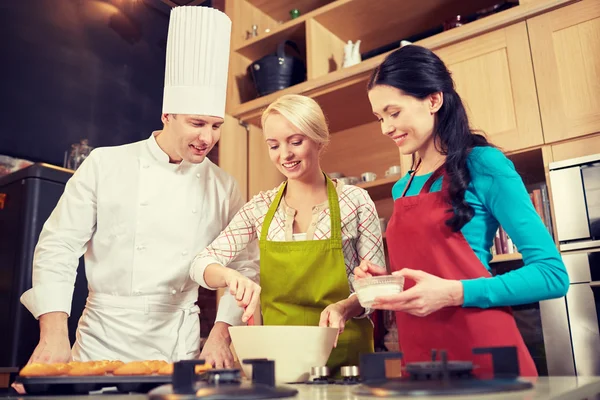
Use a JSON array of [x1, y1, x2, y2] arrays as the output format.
[[259, 174, 342, 242], [399, 158, 421, 198], [400, 159, 447, 198], [420, 165, 446, 194], [326, 176, 342, 242]]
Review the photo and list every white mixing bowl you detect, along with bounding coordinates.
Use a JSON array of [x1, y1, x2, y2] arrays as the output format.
[[229, 325, 338, 383]]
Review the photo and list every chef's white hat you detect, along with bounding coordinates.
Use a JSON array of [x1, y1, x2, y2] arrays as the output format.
[[162, 6, 231, 118]]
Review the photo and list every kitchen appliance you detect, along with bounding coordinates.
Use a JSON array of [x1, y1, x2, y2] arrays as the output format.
[[354, 347, 533, 396], [148, 359, 298, 399], [9, 358, 600, 398], [549, 249, 600, 376], [307, 365, 361, 385], [541, 153, 600, 376], [0, 163, 88, 370], [548, 153, 600, 252]]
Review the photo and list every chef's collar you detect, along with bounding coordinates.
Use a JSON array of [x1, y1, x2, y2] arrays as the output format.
[[146, 132, 196, 173]]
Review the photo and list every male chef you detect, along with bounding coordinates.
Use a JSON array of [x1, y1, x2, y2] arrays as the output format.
[[20, 5, 259, 367]]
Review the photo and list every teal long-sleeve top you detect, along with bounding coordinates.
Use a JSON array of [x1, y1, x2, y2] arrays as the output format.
[[391, 146, 569, 308]]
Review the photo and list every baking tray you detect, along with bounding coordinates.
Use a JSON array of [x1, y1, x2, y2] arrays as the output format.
[[15, 374, 171, 395]]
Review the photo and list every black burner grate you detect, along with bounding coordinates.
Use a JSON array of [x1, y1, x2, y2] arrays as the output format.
[[354, 346, 533, 397]]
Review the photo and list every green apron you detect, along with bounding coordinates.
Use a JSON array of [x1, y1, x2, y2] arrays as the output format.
[[259, 176, 374, 375]]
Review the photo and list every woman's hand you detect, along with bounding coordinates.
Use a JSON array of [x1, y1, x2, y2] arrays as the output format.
[[319, 302, 348, 348], [223, 269, 261, 323], [353, 259, 388, 279], [372, 269, 464, 316], [319, 296, 365, 347]]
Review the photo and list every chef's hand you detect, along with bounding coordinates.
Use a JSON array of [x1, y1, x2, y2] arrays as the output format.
[[372, 269, 464, 316], [28, 312, 72, 364], [10, 382, 26, 395], [223, 269, 261, 324], [319, 296, 364, 347], [200, 322, 234, 369], [353, 259, 388, 279]]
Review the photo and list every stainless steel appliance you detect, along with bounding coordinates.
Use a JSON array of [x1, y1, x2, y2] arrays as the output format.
[[549, 153, 600, 252], [537, 153, 600, 376]]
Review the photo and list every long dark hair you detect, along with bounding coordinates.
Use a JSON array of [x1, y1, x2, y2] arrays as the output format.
[[368, 45, 491, 232]]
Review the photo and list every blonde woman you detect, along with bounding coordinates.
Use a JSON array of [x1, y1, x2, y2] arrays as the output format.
[[190, 94, 385, 372]]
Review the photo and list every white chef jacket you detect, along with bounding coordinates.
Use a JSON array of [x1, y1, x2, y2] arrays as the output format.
[[20, 132, 259, 362]]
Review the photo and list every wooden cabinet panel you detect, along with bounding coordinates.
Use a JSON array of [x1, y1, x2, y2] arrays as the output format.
[[551, 133, 600, 162], [219, 114, 249, 201], [320, 121, 402, 179], [528, 0, 600, 143], [248, 125, 285, 197], [435, 22, 543, 152]]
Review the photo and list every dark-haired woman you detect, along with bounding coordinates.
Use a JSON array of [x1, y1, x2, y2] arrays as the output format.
[[354, 44, 569, 377]]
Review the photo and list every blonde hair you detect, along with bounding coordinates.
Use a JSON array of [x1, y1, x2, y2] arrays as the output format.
[[261, 94, 330, 148]]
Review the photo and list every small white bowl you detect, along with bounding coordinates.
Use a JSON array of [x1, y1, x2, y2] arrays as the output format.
[[353, 275, 404, 308]]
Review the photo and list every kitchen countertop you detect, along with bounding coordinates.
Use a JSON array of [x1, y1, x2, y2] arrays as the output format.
[[2, 376, 600, 399]]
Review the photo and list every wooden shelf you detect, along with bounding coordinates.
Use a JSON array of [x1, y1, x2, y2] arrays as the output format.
[[237, 0, 499, 59], [235, 20, 306, 60], [231, 0, 576, 132], [232, 53, 384, 132], [356, 175, 400, 201], [246, 0, 334, 22], [490, 253, 523, 263], [313, 0, 499, 55]]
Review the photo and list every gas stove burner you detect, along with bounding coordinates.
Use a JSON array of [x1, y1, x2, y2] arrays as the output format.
[[340, 365, 361, 385], [355, 377, 534, 396], [148, 359, 298, 399], [307, 365, 361, 385], [406, 349, 473, 380], [204, 368, 241, 385], [307, 366, 332, 384], [354, 346, 534, 397]]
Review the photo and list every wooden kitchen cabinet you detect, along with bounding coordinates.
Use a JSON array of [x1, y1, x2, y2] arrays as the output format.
[[247, 124, 286, 196], [220, 114, 284, 199], [220, 0, 578, 200], [219, 114, 250, 201], [528, 0, 600, 143], [550, 132, 600, 163], [434, 22, 544, 152]]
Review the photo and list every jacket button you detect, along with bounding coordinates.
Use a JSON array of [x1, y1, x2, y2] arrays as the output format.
[[192, 209, 197, 213], [171, 290, 177, 295], [182, 250, 188, 256]]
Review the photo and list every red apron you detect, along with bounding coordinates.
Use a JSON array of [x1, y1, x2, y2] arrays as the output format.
[[386, 165, 538, 377]]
